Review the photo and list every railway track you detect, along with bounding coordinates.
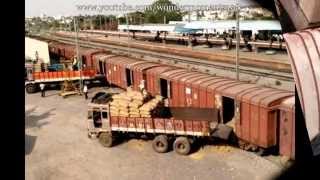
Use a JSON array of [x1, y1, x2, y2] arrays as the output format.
[[83, 30, 287, 50], [42, 34, 293, 83], [54, 32, 292, 73]]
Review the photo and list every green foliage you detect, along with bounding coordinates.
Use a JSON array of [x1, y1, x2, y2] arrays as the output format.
[[144, 0, 183, 24], [127, 11, 144, 25]]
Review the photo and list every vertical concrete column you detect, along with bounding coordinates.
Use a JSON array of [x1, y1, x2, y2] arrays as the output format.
[[188, 34, 192, 49], [132, 31, 136, 39], [163, 32, 167, 45], [253, 44, 259, 54]]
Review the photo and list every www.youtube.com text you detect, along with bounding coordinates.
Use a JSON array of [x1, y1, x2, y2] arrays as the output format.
[[76, 3, 239, 13]]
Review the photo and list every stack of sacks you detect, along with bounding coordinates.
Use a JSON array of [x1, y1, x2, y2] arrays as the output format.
[[126, 87, 148, 117], [139, 95, 164, 118], [109, 92, 132, 117], [109, 87, 150, 117]]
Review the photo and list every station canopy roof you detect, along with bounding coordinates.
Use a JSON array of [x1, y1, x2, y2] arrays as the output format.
[[173, 26, 203, 34], [118, 24, 184, 32], [118, 20, 282, 34], [183, 20, 282, 32]]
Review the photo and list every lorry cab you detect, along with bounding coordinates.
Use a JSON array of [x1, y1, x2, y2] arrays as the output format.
[[87, 103, 111, 138], [25, 64, 34, 81]]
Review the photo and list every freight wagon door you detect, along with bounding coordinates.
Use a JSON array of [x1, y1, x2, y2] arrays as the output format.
[[185, 87, 192, 107], [126, 68, 133, 86], [101, 108, 110, 130], [98, 61, 104, 75]]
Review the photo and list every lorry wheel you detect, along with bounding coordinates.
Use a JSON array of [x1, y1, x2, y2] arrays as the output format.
[[99, 132, 113, 147], [173, 137, 191, 155], [152, 135, 169, 153], [26, 84, 37, 94]]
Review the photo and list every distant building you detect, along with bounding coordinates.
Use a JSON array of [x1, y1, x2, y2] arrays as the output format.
[[182, 7, 275, 21], [25, 37, 50, 64]]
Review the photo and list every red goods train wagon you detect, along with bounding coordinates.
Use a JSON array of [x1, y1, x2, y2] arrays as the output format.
[[156, 68, 295, 152], [48, 42, 110, 71], [93, 55, 164, 90]]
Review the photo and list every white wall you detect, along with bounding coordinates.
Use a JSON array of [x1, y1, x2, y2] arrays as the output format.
[[25, 37, 50, 64]]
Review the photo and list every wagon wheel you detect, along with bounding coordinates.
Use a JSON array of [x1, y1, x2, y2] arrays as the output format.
[[98, 132, 113, 147], [152, 135, 169, 153], [26, 84, 37, 94], [173, 137, 191, 155]]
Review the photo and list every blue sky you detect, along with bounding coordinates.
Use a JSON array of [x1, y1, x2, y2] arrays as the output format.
[[25, 0, 258, 17]]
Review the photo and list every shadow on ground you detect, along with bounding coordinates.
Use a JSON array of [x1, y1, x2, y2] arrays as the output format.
[[273, 155, 320, 180], [25, 107, 56, 129], [25, 134, 37, 155]]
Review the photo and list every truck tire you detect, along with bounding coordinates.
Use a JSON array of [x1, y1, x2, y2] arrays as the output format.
[[173, 137, 191, 155], [152, 135, 169, 153], [26, 84, 37, 94], [99, 132, 113, 147]]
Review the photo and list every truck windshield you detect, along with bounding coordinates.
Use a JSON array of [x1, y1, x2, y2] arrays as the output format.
[[93, 111, 102, 128], [102, 112, 108, 118]]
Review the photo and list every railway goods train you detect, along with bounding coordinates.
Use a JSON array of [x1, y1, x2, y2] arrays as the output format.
[[47, 41, 296, 159]]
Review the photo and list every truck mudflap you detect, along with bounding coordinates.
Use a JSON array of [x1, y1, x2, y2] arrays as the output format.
[[211, 124, 234, 140]]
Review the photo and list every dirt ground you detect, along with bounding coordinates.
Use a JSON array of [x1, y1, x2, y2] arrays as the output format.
[[25, 87, 286, 180]]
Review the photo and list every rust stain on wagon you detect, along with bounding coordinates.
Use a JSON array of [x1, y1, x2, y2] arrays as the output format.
[[284, 28, 320, 145]]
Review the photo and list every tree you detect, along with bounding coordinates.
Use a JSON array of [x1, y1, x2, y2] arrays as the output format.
[[127, 11, 144, 25], [144, 0, 183, 24]]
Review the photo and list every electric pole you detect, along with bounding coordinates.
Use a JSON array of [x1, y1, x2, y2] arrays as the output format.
[[235, 0, 240, 81], [126, 14, 130, 56], [140, 14, 142, 25], [104, 15, 107, 30], [73, 16, 83, 93], [117, 18, 120, 32], [90, 16, 93, 30], [99, 15, 102, 30]]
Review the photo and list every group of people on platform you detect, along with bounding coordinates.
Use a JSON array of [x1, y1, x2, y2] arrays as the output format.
[[154, 30, 284, 51]]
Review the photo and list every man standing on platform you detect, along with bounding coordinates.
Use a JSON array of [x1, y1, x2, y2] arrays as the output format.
[[83, 84, 88, 100], [40, 83, 45, 97]]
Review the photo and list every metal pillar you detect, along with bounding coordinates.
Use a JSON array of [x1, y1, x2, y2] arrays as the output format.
[[99, 16, 102, 30], [126, 14, 130, 56], [73, 16, 83, 93], [104, 16, 107, 30], [235, 1, 240, 81]]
